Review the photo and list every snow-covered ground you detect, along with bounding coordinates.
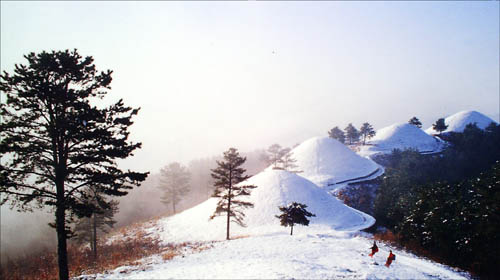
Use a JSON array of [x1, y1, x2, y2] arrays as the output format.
[[292, 136, 381, 188], [86, 228, 468, 280], [81, 132, 476, 279], [425, 110, 498, 134], [358, 123, 445, 157]]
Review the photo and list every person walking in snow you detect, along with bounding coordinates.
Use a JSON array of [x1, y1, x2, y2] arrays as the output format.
[[385, 250, 396, 267], [369, 241, 378, 257]]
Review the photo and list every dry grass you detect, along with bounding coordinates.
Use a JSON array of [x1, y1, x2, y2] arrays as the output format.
[[231, 234, 250, 240], [373, 229, 400, 246], [0, 230, 210, 280], [161, 251, 178, 261], [373, 229, 448, 268]]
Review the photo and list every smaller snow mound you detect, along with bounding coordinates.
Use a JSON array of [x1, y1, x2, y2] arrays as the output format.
[[359, 123, 444, 157], [425, 110, 497, 134], [292, 136, 380, 187]]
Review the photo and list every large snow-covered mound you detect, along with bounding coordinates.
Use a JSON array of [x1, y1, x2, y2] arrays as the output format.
[[358, 123, 444, 157], [291, 137, 380, 187], [425, 110, 497, 134], [242, 169, 372, 229], [149, 169, 373, 242]]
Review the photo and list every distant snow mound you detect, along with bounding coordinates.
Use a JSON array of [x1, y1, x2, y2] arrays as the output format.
[[359, 123, 444, 156], [291, 136, 380, 187], [425, 110, 497, 134], [152, 169, 373, 242]]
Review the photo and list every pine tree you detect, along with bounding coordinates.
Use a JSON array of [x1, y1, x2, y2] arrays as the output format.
[[359, 122, 376, 145], [408, 117, 422, 128], [158, 162, 191, 214], [328, 126, 346, 143], [210, 148, 257, 240], [278, 148, 301, 173], [265, 144, 283, 169], [432, 118, 448, 135], [344, 123, 360, 145], [276, 202, 315, 235], [0, 50, 149, 280], [74, 190, 118, 261]]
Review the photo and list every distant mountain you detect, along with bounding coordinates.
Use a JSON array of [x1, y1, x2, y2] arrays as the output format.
[[425, 110, 497, 134], [358, 123, 444, 157]]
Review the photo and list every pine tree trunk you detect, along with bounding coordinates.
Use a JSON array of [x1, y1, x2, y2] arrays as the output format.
[[226, 170, 232, 240], [226, 193, 231, 240], [173, 200, 176, 214], [93, 213, 97, 262], [290, 224, 293, 236], [89, 218, 93, 252], [55, 183, 69, 280], [55, 125, 69, 280]]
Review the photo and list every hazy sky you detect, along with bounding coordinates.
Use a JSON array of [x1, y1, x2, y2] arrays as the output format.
[[1, 1, 499, 174]]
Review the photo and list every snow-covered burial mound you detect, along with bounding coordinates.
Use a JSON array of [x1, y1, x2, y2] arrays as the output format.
[[243, 169, 372, 229], [425, 110, 497, 134], [292, 137, 380, 187], [151, 169, 373, 242], [359, 123, 444, 156]]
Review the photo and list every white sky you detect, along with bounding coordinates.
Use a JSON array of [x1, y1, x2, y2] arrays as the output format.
[[1, 1, 499, 174]]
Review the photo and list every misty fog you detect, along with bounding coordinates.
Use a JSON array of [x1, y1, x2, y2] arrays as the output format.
[[0, 207, 56, 265], [1, 1, 498, 275], [1, 147, 270, 264]]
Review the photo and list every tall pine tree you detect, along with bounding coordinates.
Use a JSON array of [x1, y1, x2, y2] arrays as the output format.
[[0, 50, 148, 280], [158, 162, 191, 214], [278, 148, 301, 173], [265, 144, 283, 169], [344, 123, 360, 145], [328, 126, 346, 143], [74, 190, 118, 261], [210, 148, 257, 240], [359, 122, 376, 145]]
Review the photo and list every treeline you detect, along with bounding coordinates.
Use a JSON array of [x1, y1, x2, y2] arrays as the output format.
[[328, 122, 376, 145], [373, 122, 500, 278]]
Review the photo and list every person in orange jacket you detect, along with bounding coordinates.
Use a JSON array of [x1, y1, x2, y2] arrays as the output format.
[[369, 241, 379, 257], [385, 250, 396, 267]]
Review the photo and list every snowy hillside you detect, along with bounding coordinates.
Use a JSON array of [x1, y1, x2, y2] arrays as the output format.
[[425, 110, 497, 134], [143, 169, 374, 243], [82, 136, 473, 279], [291, 136, 381, 188], [358, 123, 445, 157], [90, 229, 468, 280]]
